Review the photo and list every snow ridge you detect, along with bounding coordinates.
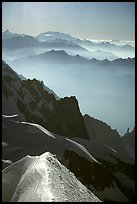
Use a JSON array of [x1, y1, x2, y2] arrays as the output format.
[[2, 152, 101, 202]]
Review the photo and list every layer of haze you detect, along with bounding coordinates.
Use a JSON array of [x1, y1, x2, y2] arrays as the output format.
[[7, 57, 135, 136], [2, 2, 135, 135], [2, 2, 135, 40]]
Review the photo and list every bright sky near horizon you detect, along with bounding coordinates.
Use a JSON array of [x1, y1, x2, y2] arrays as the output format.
[[2, 2, 135, 41]]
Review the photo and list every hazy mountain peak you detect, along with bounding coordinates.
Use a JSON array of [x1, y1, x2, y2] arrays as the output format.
[[47, 49, 68, 56], [4, 29, 11, 34], [102, 58, 109, 62], [101, 41, 111, 45], [122, 44, 134, 48], [36, 31, 78, 43], [40, 31, 73, 38], [75, 54, 82, 58], [90, 58, 100, 62]]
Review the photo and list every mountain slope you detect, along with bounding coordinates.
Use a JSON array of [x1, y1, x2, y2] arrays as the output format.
[[122, 127, 135, 159], [2, 61, 135, 202], [2, 115, 135, 202], [83, 114, 129, 156], [2, 61, 88, 139], [17, 74, 60, 100], [35, 31, 77, 42], [2, 152, 101, 202], [10, 49, 91, 66], [11, 49, 135, 67], [3, 35, 40, 49], [3, 30, 135, 60], [2, 29, 24, 40]]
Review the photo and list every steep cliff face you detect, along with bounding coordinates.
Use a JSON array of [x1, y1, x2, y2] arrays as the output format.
[[83, 114, 129, 156], [2, 61, 88, 139], [122, 127, 135, 159], [54, 96, 88, 138], [122, 127, 135, 148]]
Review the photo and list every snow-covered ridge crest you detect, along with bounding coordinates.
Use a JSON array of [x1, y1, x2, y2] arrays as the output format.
[[2, 114, 19, 118], [2, 115, 135, 202], [2, 152, 101, 202], [2, 115, 99, 164], [21, 121, 56, 138]]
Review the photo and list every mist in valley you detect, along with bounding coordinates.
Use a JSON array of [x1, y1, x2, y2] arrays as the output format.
[[5, 49, 134, 136]]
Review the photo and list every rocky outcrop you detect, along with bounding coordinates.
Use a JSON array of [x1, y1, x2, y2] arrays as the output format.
[[83, 114, 129, 156], [122, 127, 135, 159], [2, 61, 88, 139]]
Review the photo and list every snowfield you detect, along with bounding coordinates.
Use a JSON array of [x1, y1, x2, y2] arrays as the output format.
[[2, 115, 99, 164], [2, 152, 101, 202], [2, 115, 135, 202]]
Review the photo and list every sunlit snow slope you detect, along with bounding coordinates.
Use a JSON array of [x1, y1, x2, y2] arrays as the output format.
[[2, 114, 135, 202], [2, 152, 101, 202]]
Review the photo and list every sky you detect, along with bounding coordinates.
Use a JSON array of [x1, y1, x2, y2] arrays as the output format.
[[2, 2, 135, 40]]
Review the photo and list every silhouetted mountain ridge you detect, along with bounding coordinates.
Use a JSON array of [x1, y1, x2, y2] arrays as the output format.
[[3, 35, 39, 49], [3, 30, 135, 60], [2, 61, 88, 139], [122, 127, 135, 159], [11, 49, 135, 67], [83, 114, 129, 157]]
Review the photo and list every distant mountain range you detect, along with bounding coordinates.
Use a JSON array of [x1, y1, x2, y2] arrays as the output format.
[[35, 31, 135, 51], [2, 31, 135, 139], [10, 49, 135, 69], [2, 30, 135, 61], [36, 31, 79, 42], [3, 34, 40, 49], [2, 29, 25, 39], [3, 32, 117, 61], [2, 29, 135, 201]]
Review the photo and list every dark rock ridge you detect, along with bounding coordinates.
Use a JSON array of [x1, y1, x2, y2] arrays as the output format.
[[83, 114, 129, 157], [2, 61, 88, 139], [122, 127, 135, 159], [122, 127, 135, 148]]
